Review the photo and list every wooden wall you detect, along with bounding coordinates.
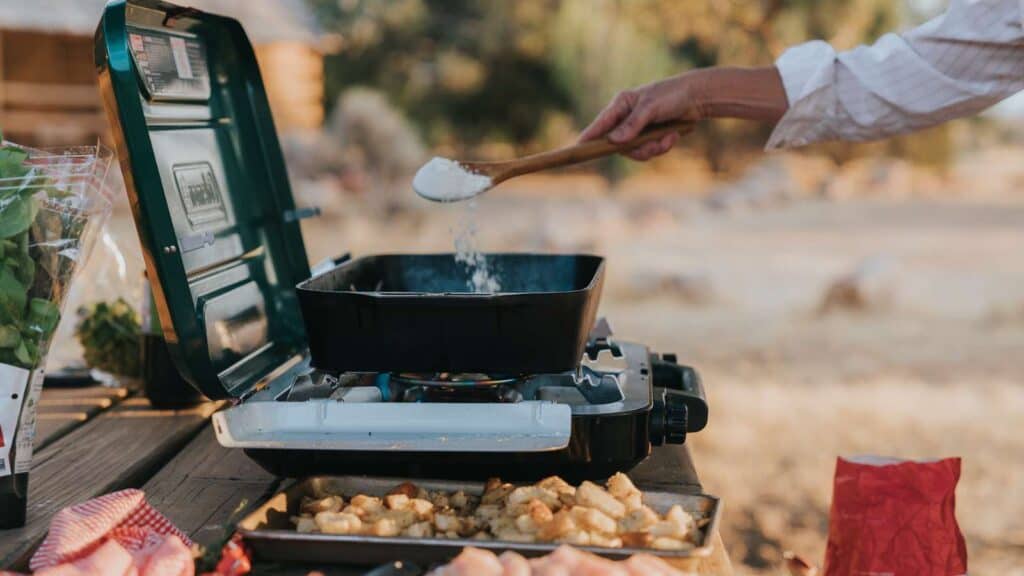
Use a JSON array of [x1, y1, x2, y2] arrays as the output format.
[[0, 31, 324, 146], [0, 30, 107, 146]]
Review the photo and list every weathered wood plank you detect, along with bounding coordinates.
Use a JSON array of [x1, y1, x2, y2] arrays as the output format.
[[35, 387, 128, 449], [630, 445, 703, 493], [0, 399, 218, 569], [142, 426, 281, 551]]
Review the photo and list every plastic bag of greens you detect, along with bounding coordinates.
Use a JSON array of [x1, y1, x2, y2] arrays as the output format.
[[0, 137, 115, 528]]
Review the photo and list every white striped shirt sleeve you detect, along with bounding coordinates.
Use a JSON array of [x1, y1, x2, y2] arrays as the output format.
[[767, 0, 1024, 149]]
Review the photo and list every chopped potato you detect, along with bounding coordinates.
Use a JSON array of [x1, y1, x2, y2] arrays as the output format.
[[621, 531, 653, 548], [619, 506, 659, 533], [408, 498, 435, 519], [622, 492, 644, 511], [589, 532, 623, 548], [507, 486, 559, 512], [402, 521, 433, 538], [289, 473, 703, 552], [537, 475, 577, 507], [428, 491, 450, 509], [292, 516, 318, 533], [607, 473, 639, 498], [576, 481, 626, 519], [556, 530, 592, 546], [314, 511, 362, 535], [450, 490, 470, 510], [349, 494, 384, 515], [526, 499, 554, 525], [515, 513, 539, 534], [481, 482, 515, 506], [651, 536, 692, 550], [385, 493, 409, 510], [650, 505, 694, 539], [536, 510, 577, 541], [474, 504, 502, 522], [434, 512, 461, 533], [570, 506, 617, 534], [389, 482, 418, 498], [378, 509, 418, 530], [494, 528, 535, 543], [365, 517, 400, 537], [666, 505, 696, 531], [300, 495, 344, 515]]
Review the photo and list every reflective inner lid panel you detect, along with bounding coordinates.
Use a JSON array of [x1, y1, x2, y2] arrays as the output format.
[[97, 0, 312, 399]]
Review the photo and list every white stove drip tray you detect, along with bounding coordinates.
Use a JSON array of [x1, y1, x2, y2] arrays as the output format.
[[212, 401, 572, 452]]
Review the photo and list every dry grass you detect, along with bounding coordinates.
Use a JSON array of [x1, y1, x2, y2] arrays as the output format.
[[690, 371, 1024, 575]]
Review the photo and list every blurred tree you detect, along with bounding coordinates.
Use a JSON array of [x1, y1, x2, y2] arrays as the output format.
[[307, 0, 571, 150], [548, 0, 677, 180]]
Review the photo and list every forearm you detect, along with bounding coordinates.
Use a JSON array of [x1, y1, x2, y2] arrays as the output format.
[[769, 0, 1024, 149], [692, 66, 788, 123]]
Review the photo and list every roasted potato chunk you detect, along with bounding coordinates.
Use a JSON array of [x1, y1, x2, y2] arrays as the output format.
[[650, 504, 695, 539], [388, 482, 418, 498], [507, 486, 559, 513], [536, 510, 577, 542], [292, 516, 318, 533], [481, 482, 515, 506], [621, 531, 653, 548], [408, 498, 434, 519], [300, 495, 344, 515], [651, 536, 693, 550], [433, 512, 461, 533], [606, 472, 639, 499], [619, 505, 659, 533], [570, 506, 617, 535], [385, 493, 409, 510], [349, 494, 384, 515], [365, 517, 400, 537], [450, 490, 470, 510], [576, 481, 626, 519], [402, 521, 433, 538], [314, 511, 362, 535]]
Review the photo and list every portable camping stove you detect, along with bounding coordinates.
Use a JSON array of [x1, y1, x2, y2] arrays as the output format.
[[212, 320, 708, 481], [96, 0, 708, 482]]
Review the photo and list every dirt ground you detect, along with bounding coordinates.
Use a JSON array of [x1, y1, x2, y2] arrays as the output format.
[[55, 167, 1024, 574]]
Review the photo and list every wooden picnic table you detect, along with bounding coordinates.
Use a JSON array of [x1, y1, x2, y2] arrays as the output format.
[[0, 386, 733, 575]]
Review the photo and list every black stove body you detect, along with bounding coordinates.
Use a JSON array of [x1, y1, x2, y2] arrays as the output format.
[[238, 323, 708, 482]]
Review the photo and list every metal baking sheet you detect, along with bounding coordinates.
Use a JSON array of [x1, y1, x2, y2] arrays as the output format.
[[237, 476, 722, 570]]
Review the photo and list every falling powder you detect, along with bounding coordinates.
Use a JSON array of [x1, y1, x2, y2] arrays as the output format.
[[413, 157, 492, 202], [452, 199, 501, 293]]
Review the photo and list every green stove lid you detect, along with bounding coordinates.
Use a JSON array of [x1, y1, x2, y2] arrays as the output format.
[[95, 0, 313, 399]]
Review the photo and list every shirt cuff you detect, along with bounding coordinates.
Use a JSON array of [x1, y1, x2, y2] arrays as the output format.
[[766, 40, 837, 150]]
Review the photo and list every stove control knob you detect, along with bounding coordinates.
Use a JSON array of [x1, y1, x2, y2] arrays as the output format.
[[663, 392, 688, 444], [650, 389, 689, 446]]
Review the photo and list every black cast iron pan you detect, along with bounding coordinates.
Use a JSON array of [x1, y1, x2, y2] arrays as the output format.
[[296, 253, 604, 374]]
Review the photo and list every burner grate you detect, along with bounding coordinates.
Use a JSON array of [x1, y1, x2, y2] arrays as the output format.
[[390, 373, 520, 388]]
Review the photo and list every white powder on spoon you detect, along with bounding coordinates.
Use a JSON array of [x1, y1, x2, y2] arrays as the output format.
[[412, 156, 492, 202]]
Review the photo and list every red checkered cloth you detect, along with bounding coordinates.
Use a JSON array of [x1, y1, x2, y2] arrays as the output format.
[[28, 489, 194, 576]]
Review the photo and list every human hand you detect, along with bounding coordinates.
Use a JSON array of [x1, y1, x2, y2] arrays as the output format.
[[578, 67, 787, 161], [577, 73, 705, 161]]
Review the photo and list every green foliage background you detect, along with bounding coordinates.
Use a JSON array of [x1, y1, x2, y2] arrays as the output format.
[[308, 0, 951, 172]]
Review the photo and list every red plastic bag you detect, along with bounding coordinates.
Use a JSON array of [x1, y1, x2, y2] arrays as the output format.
[[824, 456, 967, 576]]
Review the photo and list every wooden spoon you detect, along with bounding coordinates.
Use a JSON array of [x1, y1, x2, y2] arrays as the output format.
[[413, 120, 695, 202]]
